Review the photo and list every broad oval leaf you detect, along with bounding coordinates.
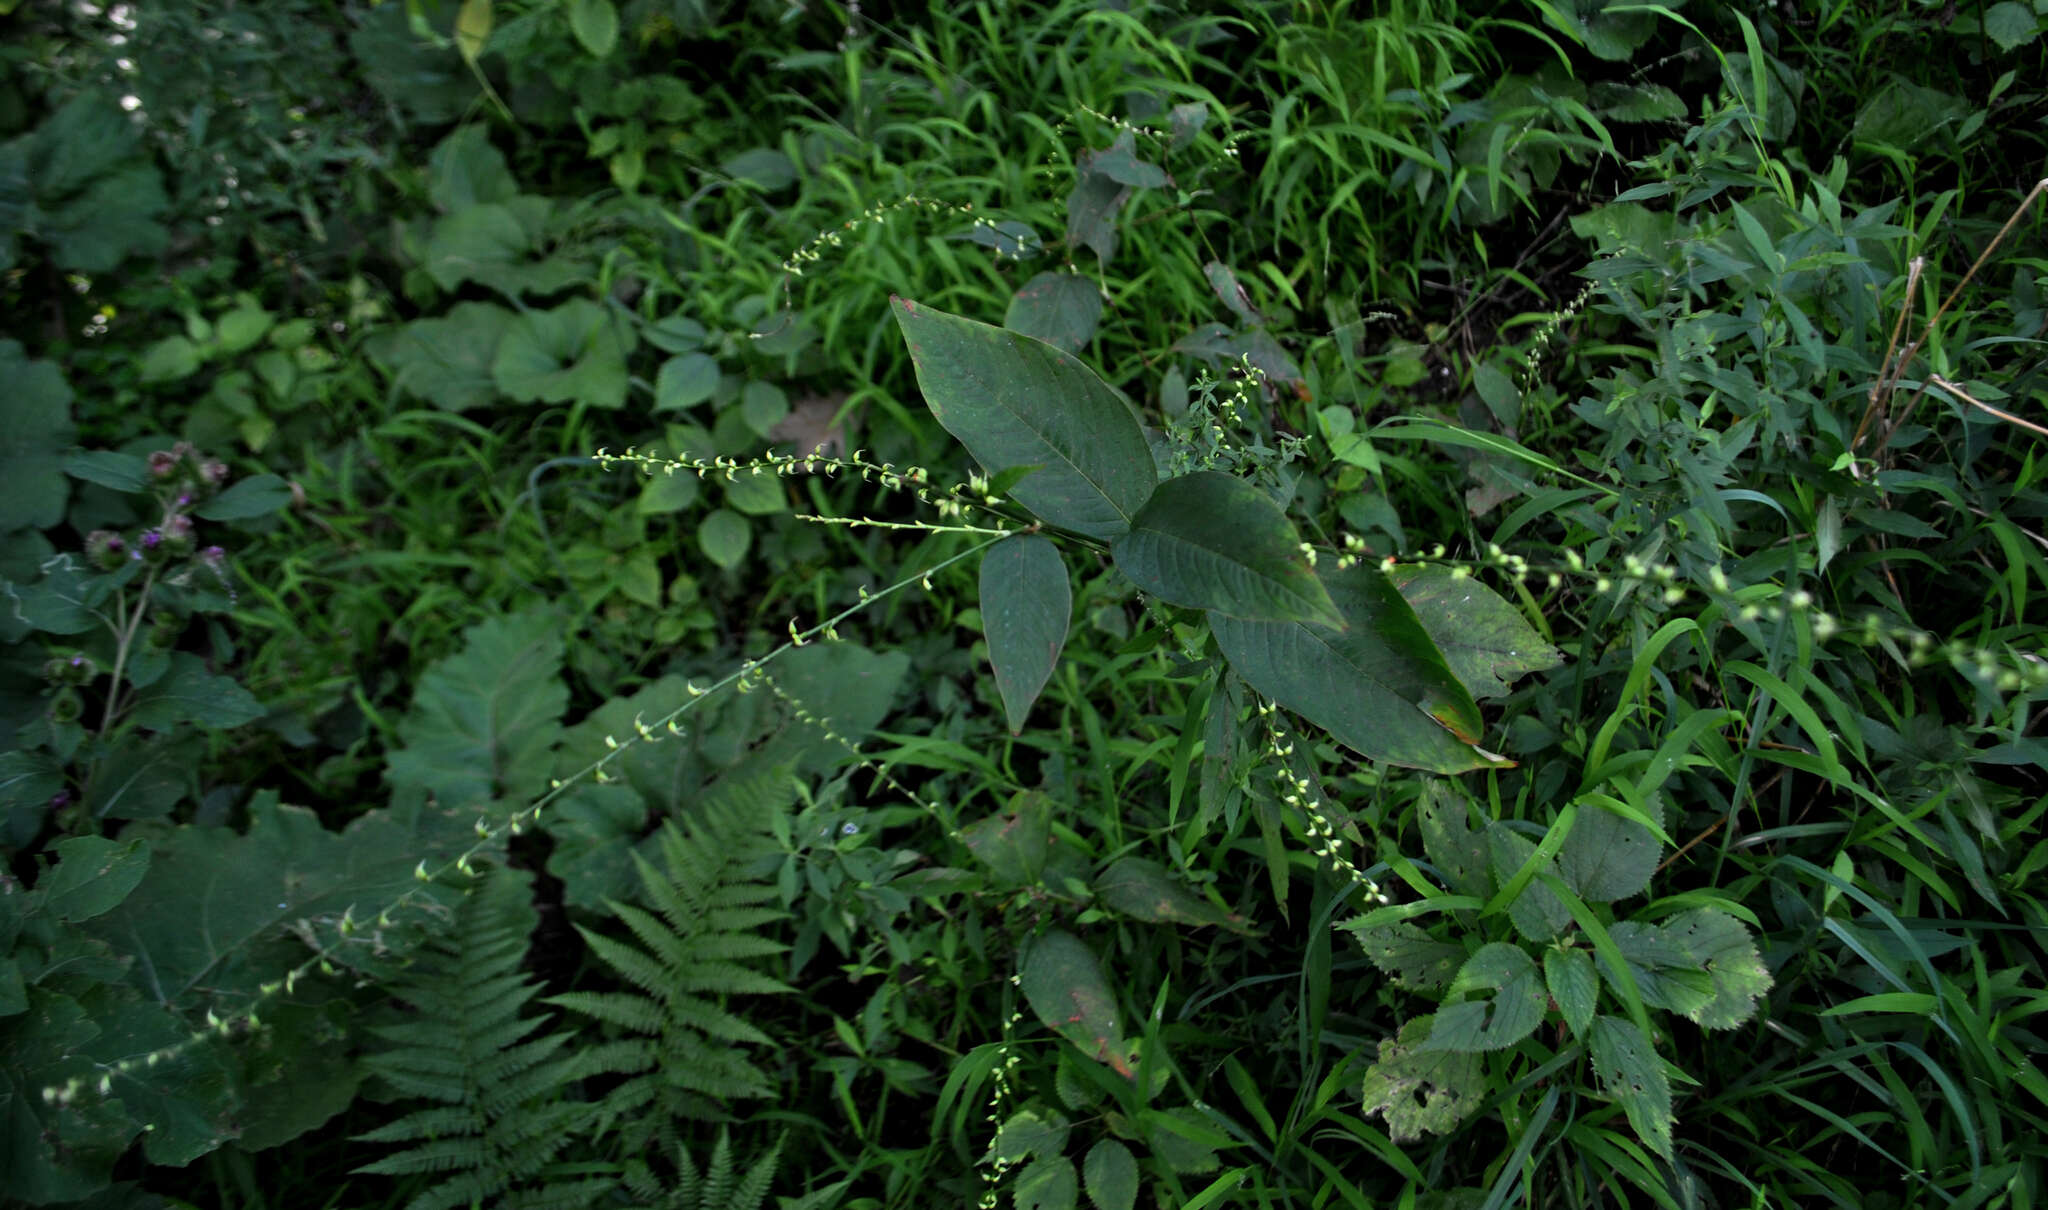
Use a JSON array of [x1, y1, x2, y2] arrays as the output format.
[[981, 534, 1070, 734], [1083, 1139, 1138, 1210], [1558, 800, 1662, 902], [1112, 471, 1343, 628], [1211, 565, 1498, 772], [1660, 908, 1773, 1029], [891, 297, 1155, 539], [1545, 947, 1598, 1036], [1359, 1015, 1486, 1142], [1390, 563, 1563, 699], [1423, 942, 1546, 1052], [958, 790, 1054, 887], [1020, 929, 1136, 1078]]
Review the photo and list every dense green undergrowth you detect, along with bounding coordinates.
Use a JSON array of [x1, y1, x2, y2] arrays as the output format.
[[3, 0, 2047, 1207]]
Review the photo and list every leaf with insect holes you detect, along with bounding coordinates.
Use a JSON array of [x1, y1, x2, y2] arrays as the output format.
[[1557, 800, 1662, 902], [1113, 471, 1343, 628], [1600, 921, 1715, 1018], [1423, 943, 1546, 1052], [1487, 825, 1571, 943], [1418, 781, 1493, 899], [1211, 566, 1499, 773], [892, 297, 1154, 540], [1589, 1015, 1673, 1160], [1349, 922, 1465, 992], [1360, 1015, 1486, 1142], [1660, 909, 1773, 1029], [982, 535, 1070, 734]]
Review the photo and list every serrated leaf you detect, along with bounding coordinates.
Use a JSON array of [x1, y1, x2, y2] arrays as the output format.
[[1145, 1106, 1226, 1173], [1487, 826, 1571, 943], [1211, 566, 1498, 773], [1015, 1153, 1079, 1210], [1020, 930, 1135, 1078], [1545, 948, 1598, 1036], [1984, 1, 2039, 51], [1660, 909, 1773, 1029], [128, 653, 265, 730], [1557, 802, 1661, 902], [1417, 781, 1492, 898], [1601, 921, 1716, 1017], [1094, 857, 1254, 934], [1006, 271, 1103, 354], [958, 790, 1053, 887], [1113, 471, 1342, 628], [892, 296, 1155, 540], [982, 534, 1070, 733], [1360, 1015, 1486, 1142], [1083, 1138, 1137, 1210], [1388, 564, 1562, 699], [386, 608, 566, 812], [1589, 1015, 1673, 1160], [993, 1106, 1071, 1161], [1423, 942, 1546, 1052], [1349, 922, 1465, 991]]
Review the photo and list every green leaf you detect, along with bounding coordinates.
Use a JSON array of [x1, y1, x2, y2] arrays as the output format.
[[1660, 909, 1774, 1029], [84, 734, 196, 820], [891, 296, 1155, 540], [1360, 1015, 1486, 1142], [1388, 564, 1562, 699], [1349, 922, 1465, 991], [959, 789, 1053, 886], [1006, 271, 1103, 354], [386, 608, 566, 813], [492, 298, 632, 408], [566, 0, 619, 54], [1424, 942, 1546, 1052], [426, 124, 516, 212], [994, 1105, 1071, 1161], [195, 473, 292, 521], [723, 470, 785, 516], [1545, 948, 1598, 1036], [981, 534, 1070, 733], [741, 380, 789, 437], [636, 469, 699, 514], [1083, 1139, 1138, 1210], [1588, 1015, 1673, 1161], [654, 351, 720, 412], [1601, 921, 1716, 1018], [138, 335, 205, 384], [1112, 471, 1342, 627], [1557, 801, 1661, 902], [698, 508, 750, 570], [1145, 1106, 1225, 1173], [1417, 781, 1493, 898], [1094, 857, 1254, 933], [1487, 826, 1572, 943], [16, 95, 169, 273], [0, 341, 74, 532], [0, 750, 63, 821], [1020, 930, 1136, 1078], [1015, 1154, 1079, 1210], [1984, 2, 2040, 51], [377, 302, 512, 412], [1210, 566, 1498, 772], [127, 653, 265, 730], [63, 451, 149, 493], [40, 836, 150, 922]]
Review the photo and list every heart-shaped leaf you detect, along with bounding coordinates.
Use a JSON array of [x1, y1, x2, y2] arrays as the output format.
[[892, 297, 1155, 540], [1112, 471, 1342, 628]]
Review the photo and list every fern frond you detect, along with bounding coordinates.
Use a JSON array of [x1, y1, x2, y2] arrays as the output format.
[[353, 868, 607, 1210]]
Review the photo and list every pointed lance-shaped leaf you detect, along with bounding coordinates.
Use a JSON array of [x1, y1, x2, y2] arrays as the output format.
[[1211, 565, 1499, 773], [1111, 471, 1343, 628], [891, 297, 1155, 540], [1019, 929, 1136, 1078], [981, 535, 1070, 734]]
